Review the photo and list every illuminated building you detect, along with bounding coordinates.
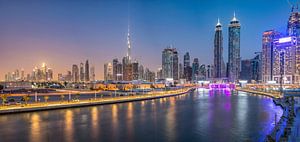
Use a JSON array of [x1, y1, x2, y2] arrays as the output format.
[[116, 63, 123, 81], [138, 65, 144, 80], [132, 61, 139, 80], [113, 58, 119, 80], [184, 52, 192, 81], [228, 12, 241, 82], [90, 66, 95, 81], [214, 18, 225, 78], [104, 62, 113, 81], [162, 47, 178, 80], [262, 30, 281, 83], [192, 58, 200, 81], [273, 36, 298, 84]]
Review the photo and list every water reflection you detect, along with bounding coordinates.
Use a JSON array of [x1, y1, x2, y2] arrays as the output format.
[[30, 113, 41, 142], [64, 110, 74, 142], [0, 91, 283, 142], [91, 107, 99, 139]]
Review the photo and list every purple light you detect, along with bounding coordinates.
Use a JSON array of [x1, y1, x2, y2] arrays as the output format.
[[278, 37, 292, 43]]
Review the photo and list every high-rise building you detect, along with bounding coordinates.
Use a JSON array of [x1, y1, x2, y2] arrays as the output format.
[[132, 61, 139, 80], [85, 60, 90, 82], [273, 36, 298, 84], [90, 66, 95, 81], [179, 63, 184, 79], [104, 62, 113, 81], [72, 64, 79, 82], [138, 65, 144, 80], [122, 57, 133, 81], [262, 30, 281, 83], [80, 63, 84, 82], [240, 59, 251, 81], [47, 68, 53, 81], [184, 52, 192, 81], [228, 13, 241, 82], [214, 18, 225, 78], [162, 47, 178, 80], [116, 63, 123, 81], [156, 68, 163, 79], [251, 54, 262, 82], [113, 58, 119, 80], [192, 58, 200, 81]]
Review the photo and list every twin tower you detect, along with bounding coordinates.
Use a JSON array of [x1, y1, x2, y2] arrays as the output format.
[[214, 13, 241, 83]]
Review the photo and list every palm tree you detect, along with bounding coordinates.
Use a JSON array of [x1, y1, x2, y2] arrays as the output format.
[[23, 95, 30, 105], [44, 96, 49, 103], [0, 94, 8, 106], [60, 94, 65, 103]]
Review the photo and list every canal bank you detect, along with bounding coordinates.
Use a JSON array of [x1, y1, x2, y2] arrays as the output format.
[[236, 88, 300, 141], [0, 88, 195, 115]]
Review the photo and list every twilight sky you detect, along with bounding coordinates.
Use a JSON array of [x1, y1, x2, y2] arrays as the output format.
[[0, 0, 293, 80]]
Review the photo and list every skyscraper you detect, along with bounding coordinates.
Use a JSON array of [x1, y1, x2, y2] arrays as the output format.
[[104, 63, 113, 81], [132, 61, 139, 80], [228, 12, 241, 82], [179, 63, 183, 79], [192, 58, 200, 81], [90, 66, 95, 81], [72, 64, 79, 82], [214, 18, 225, 78], [262, 30, 281, 83], [113, 58, 119, 80], [184, 52, 192, 81], [80, 63, 84, 82], [162, 47, 178, 80], [85, 60, 90, 82]]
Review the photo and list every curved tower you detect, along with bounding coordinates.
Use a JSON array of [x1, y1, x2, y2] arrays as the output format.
[[228, 12, 241, 82], [214, 18, 225, 78]]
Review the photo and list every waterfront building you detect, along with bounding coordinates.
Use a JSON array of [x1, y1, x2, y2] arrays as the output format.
[[199, 64, 207, 80], [228, 13, 241, 82], [156, 68, 163, 80], [162, 47, 178, 80], [85, 60, 90, 82], [273, 36, 298, 84], [104, 62, 113, 81], [72, 64, 79, 82], [262, 30, 281, 83], [214, 18, 225, 78]]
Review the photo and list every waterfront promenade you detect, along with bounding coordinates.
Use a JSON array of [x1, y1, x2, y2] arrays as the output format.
[[0, 87, 194, 114]]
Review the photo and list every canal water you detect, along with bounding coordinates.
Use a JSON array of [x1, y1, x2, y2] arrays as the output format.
[[0, 89, 282, 142]]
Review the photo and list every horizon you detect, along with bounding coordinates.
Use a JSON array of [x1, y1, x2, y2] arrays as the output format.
[[0, 0, 293, 80]]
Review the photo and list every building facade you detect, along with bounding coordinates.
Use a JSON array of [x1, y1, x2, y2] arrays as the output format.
[[214, 19, 225, 78]]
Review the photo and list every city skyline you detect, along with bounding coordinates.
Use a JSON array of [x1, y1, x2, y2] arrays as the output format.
[[0, 0, 293, 80]]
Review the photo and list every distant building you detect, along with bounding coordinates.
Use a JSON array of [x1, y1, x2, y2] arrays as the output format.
[[138, 65, 144, 80], [113, 58, 119, 80], [192, 58, 200, 81], [80, 63, 84, 82], [104, 62, 113, 81], [162, 47, 178, 80], [90, 66, 95, 81], [240, 60, 251, 81], [132, 61, 139, 80], [72, 64, 79, 82], [184, 52, 192, 81], [85, 60, 90, 82]]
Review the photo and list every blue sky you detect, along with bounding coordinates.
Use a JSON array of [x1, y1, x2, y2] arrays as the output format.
[[0, 0, 293, 79]]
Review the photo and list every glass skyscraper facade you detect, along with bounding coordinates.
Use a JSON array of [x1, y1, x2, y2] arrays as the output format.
[[162, 47, 178, 80], [228, 13, 241, 83], [214, 19, 225, 78]]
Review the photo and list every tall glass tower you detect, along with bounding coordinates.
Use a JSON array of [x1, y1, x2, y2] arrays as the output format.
[[228, 13, 241, 82], [214, 18, 225, 78]]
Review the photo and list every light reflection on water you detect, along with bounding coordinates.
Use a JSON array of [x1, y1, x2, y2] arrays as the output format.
[[0, 91, 282, 142]]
